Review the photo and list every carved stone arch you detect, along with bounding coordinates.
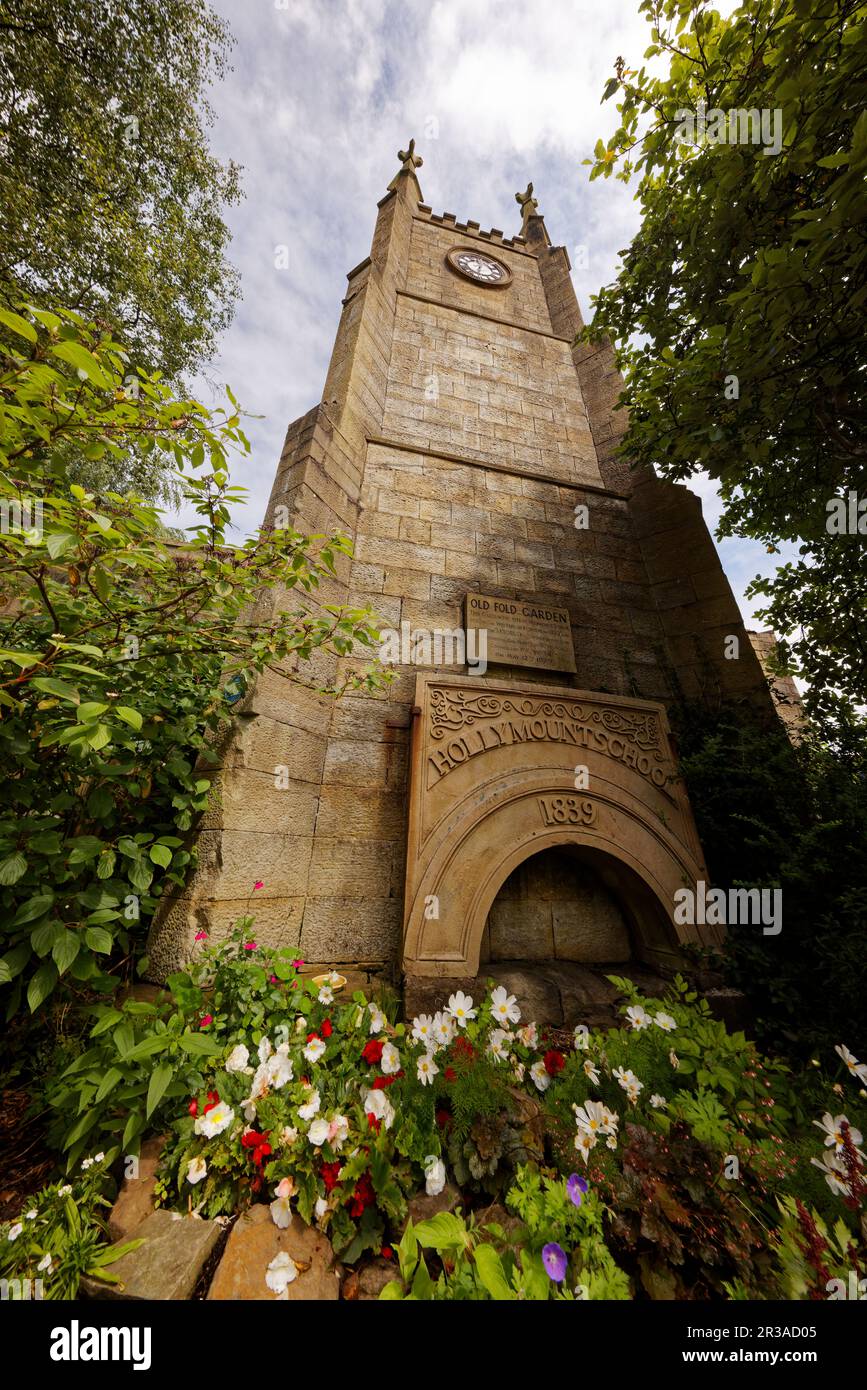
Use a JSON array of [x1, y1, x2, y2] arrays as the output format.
[[402, 676, 720, 981]]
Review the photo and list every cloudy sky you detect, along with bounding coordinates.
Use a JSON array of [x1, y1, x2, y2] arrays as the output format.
[[188, 0, 778, 627]]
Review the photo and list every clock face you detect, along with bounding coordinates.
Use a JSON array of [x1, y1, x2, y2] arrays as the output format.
[[446, 247, 511, 287]]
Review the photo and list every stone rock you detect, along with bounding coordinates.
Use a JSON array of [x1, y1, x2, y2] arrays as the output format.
[[82, 1210, 221, 1301], [404, 1180, 463, 1230], [207, 1203, 340, 1301], [486, 965, 563, 1026], [342, 1258, 397, 1301], [108, 1136, 165, 1242], [474, 1201, 523, 1242]]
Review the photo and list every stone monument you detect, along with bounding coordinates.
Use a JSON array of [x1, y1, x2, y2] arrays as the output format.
[[147, 141, 777, 1005]]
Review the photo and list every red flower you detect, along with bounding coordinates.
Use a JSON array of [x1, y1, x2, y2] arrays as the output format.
[[241, 1130, 273, 1168], [445, 1067, 457, 1083], [436, 1108, 452, 1130], [454, 1035, 475, 1060], [381, 1246, 393, 1260], [188, 1100, 198, 1117], [251, 1175, 263, 1193], [362, 1039, 384, 1065], [199, 1013, 213, 1029], [203, 1090, 220, 1116], [367, 1114, 382, 1134], [349, 1172, 375, 1219], [321, 1161, 342, 1193], [307, 1030, 321, 1044], [253, 881, 264, 890], [320, 1018, 333, 1039], [544, 1049, 565, 1077]]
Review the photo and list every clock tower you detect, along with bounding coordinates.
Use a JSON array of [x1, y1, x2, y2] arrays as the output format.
[[148, 143, 775, 1016]]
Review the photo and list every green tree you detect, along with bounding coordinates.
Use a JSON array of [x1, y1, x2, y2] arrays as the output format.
[[0, 0, 241, 386], [584, 0, 867, 720], [0, 306, 385, 1017]]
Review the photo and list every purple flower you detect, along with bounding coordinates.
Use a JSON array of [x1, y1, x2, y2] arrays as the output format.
[[567, 1173, 589, 1208], [542, 1242, 567, 1282]]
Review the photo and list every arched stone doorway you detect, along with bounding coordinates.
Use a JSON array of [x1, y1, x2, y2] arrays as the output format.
[[481, 847, 631, 964], [402, 675, 720, 985]]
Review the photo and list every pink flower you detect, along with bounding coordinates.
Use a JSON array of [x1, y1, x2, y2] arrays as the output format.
[[200, 1014, 213, 1029], [269, 974, 278, 983], [243, 941, 257, 952], [195, 930, 208, 942], [253, 881, 264, 890], [292, 959, 305, 968]]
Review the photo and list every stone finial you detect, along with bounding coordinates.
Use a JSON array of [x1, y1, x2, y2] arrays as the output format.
[[388, 138, 424, 196], [516, 181, 540, 229]]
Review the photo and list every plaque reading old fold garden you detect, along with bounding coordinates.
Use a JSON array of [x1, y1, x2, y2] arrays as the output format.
[[465, 592, 577, 673]]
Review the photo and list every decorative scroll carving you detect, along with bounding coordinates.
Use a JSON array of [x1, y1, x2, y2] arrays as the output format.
[[429, 686, 663, 759]]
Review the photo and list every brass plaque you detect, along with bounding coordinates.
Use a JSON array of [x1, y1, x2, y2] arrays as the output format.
[[464, 592, 577, 673]]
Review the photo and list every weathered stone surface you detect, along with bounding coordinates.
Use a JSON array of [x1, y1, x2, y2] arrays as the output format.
[[83, 1211, 221, 1301], [342, 1258, 397, 1301], [405, 1181, 463, 1229], [108, 1136, 165, 1243], [207, 1203, 340, 1301]]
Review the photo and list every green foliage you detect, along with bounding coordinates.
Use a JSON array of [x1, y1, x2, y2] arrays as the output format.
[[0, 310, 387, 1017], [381, 1165, 630, 1301], [0, 0, 241, 398], [0, 1155, 141, 1298], [673, 701, 867, 1054], [583, 0, 867, 718]]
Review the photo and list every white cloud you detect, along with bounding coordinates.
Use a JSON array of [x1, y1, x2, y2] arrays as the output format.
[[169, 0, 780, 627]]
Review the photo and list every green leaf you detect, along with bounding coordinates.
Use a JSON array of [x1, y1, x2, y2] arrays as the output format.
[[95, 1067, 124, 1103], [146, 1062, 174, 1119], [52, 930, 81, 975], [178, 1031, 223, 1057], [414, 1211, 469, 1253], [50, 339, 112, 387], [46, 530, 78, 559], [27, 960, 58, 1012], [473, 1243, 512, 1300], [30, 676, 79, 703], [12, 893, 54, 926], [84, 926, 113, 954], [0, 852, 27, 885], [0, 944, 30, 985], [149, 844, 172, 868], [0, 308, 37, 343], [115, 706, 142, 730]]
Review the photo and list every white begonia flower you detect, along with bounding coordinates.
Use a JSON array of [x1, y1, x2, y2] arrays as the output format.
[[511, 1058, 526, 1083], [258, 1037, 272, 1065], [94, 1152, 105, 1163], [364, 1087, 396, 1130], [432, 1011, 455, 1047], [650, 1094, 668, 1109], [654, 1012, 677, 1032], [368, 1004, 386, 1034], [265, 1046, 294, 1090], [280, 1126, 298, 1147], [411, 1014, 434, 1045], [308, 1117, 330, 1147], [265, 1251, 298, 1297], [303, 1036, 327, 1064], [25, 1210, 37, 1221], [298, 1089, 321, 1122], [417, 1053, 439, 1085], [574, 1131, 596, 1162], [490, 986, 521, 1026], [814, 1112, 863, 1151], [613, 1067, 643, 1095], [518, 1022, 538, 1048], [314, 1197, 328, 1220], [424, 1155, 446, 1197], [225, 1043, 251, 1075], [583, 1059, 601, 1086], [37, 1253, 53, 1273], [836, 1045, 867, 1085], [381, 1041, 401, 1075], [318, 986, 333, 1004], [446, 991, 476, 1027], [242, 1098, 258, 1124], [81, 1157, 93, 1170], [270, 1195, 292, 1229], [186, 1156, 208, 1185], [325, 971, 341, 985], [58, 1186, 72, 1198], [811, 1149, 848, 1196], [625, 1005, 651, 1031], [195, 1102, 234, 1139], [487, 1029, 510, 1062], [328, 1115, 350, 1150], [529, 1060, 550, 1093], [7, 1223, 23, 1242]]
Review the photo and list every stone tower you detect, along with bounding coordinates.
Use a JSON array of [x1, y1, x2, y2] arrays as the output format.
[[148, 143, 775, 1004]]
